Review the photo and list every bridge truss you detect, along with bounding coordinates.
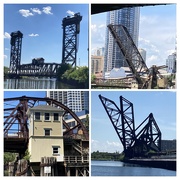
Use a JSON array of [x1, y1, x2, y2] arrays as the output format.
[[4, 96, 89, 153], [19, 63, 60, 77], [9, 31, 23, 75], [62, 13, 82, 66], [99, 94, 161, 158], [8, 13, 82, 78], [107, 24, 167, 89]]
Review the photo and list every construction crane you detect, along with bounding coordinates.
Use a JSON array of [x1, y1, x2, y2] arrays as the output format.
[[99, 94, 161, 158], [108, 24, 167, 89]]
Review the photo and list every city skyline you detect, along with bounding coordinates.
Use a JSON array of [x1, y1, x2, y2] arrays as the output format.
[[47, 91, 89, 113], [91, 4, 176, 68]]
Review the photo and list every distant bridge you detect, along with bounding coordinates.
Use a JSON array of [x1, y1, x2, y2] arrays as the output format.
[[9, 63, 60, 78], [91, 77, 135, 89]]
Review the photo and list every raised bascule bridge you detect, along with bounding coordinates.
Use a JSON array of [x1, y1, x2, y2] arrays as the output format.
[[92, 24, 167, 89], [91, 4, 169, 89], [99, 94, 176, 170], [8, 13, 82, 78]]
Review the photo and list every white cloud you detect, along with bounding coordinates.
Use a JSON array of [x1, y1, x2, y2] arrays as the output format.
[[4, 32, 11, 39], [166, 49, 176, 56], [91, 23, 106, 51], [106, 140, 121, 147], [42, 6, 53, 15], [99, 24, 106, 28], [91, 139, 123, 153], [31, 8, 42, 15], [19, 9, 34, 17], [4, 55, 8, 59], [19, 6, 53, 17], [67, 10, 75, 16], [91, 24, 97, 32], [148, 55, 158, 62], [29, 33, 39, 37], [140, 15, 158, 25], [139, 9, 176, 68]]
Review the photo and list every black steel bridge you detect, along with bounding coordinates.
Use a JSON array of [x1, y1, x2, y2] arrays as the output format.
[[99, 95, 162, 158], [11, 62, 61, 78], [8, 13, 82, 78], [99, 94, 176, 170]]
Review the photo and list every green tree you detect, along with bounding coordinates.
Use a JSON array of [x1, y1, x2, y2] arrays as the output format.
[[4, 66, 9, 78], [57, 63, 72, 80], [167, 74, 175, 87], [91, 74, 96, 83], [4, 152, 16, 165], [62, 66, 89, 87], [23, 149, 31, 160]]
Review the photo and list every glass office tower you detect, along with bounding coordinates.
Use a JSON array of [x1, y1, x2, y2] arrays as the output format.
[[104, 7, 140, 74]]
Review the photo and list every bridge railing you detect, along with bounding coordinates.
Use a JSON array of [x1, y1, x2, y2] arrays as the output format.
[[64, 155, 89, 164]]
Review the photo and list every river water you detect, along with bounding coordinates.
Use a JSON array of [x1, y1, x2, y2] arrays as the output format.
[[4, 78, 77, 89], [91, 160, 176, 176]]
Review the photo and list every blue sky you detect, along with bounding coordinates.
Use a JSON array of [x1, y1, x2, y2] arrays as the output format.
[[91, 91, 176, 153], [4, 91, 46, 99], [4, 4, 89, 67], [91, 4, 176, 68]]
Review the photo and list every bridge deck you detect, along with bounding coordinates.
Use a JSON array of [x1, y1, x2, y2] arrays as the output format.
[[4, 137, 28, 153]]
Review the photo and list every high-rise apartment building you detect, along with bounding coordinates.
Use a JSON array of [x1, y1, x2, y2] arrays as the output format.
[[47, 91, 89, 113], [92, 47, 105, 56], [104, 7, 140, 74], [166, 52, 176, 73], [91, 55, 104, 74]]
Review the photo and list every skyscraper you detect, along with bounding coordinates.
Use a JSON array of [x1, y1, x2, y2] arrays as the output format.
[[166, 52, 176, 73], [47, 91, 89, 113], [104, 7, 140, 74]]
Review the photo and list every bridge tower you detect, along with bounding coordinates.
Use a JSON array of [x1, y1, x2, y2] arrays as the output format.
[[9, 31, 23, 75], [62, 13, 82, 66], [99, 94, 161, 158]]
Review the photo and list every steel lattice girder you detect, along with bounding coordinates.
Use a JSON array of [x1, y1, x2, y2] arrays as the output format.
[[135, 113, 161, 152], [62, 13, 82, 66], [99, 94, 162, 156], [19, 63, 60, 77], [107, 24, 149, 85], [99, 95, 136, 152], [4, 96, 89, 141], [9, 31, 23, 74]]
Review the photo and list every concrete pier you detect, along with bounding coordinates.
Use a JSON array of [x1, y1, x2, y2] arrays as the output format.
[[125, 158, 176, 171]]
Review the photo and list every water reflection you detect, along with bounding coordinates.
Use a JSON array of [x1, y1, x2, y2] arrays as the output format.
[[4, 78, 77, 89]]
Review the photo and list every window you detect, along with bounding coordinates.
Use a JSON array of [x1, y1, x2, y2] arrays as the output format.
[[54, 113, 59, 121], [44, 129, 51, 136], [68, 121, 75, 127], [35, 112, 40, 120], [52, 146, 60, 155], [45, 113, 50, 121]]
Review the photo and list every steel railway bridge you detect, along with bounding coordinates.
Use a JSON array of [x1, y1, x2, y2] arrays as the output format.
[[91, 4, 169, 89], [99, 95, 161, 158], [8, 13, 82, 78], [4, 96, 89, 155]]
